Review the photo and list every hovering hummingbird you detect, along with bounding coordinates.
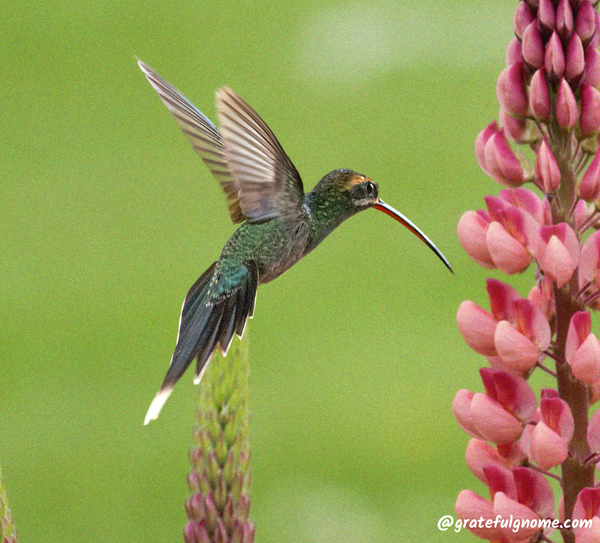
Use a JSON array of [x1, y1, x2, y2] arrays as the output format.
[[138, 59, 452, 424]]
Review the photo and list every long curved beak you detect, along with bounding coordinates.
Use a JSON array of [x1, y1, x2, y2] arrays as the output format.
[[373, 199, 453, 273]]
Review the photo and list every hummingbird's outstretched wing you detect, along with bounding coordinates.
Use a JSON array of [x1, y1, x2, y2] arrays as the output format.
[[137, 59, 305, 223], [216, 87, 305, 222], [144, 260, 258, 424], [137, 59, 244, 223]]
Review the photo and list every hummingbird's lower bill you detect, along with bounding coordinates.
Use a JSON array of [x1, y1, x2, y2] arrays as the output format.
[[138, 59, 452, 424]]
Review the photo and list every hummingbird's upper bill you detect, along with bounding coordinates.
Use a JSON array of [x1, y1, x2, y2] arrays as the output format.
[[373, 200, 454, 273], [138, 58, 453, 423]]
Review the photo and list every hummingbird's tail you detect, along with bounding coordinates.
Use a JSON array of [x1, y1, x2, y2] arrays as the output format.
[[144, 261, 258, 424]]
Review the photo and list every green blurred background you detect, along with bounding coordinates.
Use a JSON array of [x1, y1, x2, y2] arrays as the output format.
[[1, 0, 527, 541]]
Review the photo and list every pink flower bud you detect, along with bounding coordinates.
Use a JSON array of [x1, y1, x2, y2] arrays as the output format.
[[496, 63, 528, 119], [455, 490, 501, 540], [556, 78, 579, 129], [504, 38, 523, 66], [494, 492, 540, 541], [584, 44, 600, 86], [536, 138, 561, 192], [470, 392, 523, 444], [457, 300, 498, 356], [475, 121, 499, 174], [486, 222, 532, 274], [538, 0, 555, 33], [523, 21, 545, 69], [506, 37, 523, 66], [465, 439, 511, 482], [587, 410, 600, 451], [576, 0, 597, 44], [556, 0, 574, 40], [457, 210, 495, 268], [579, 151, 600, 200], [514, 1, 534, 39], [529, 68, 552, 121], [580, 83, 600, 137], [545, 30, 566, 79], [484, 130, 528, 186], [566, 33, 585, 81]]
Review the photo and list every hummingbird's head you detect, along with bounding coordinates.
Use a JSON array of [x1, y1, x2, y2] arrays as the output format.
[[321, 169, 380, 210]]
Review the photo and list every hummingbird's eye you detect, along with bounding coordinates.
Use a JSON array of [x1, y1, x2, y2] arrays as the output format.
[[366, 182, 376, 197]]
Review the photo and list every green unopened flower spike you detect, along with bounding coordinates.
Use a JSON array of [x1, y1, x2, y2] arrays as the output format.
[[0, 464, 17, 543], [185, 333, 254, 543]]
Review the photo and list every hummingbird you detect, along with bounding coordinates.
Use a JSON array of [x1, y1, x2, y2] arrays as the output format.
[[138, 59, 452, 424]]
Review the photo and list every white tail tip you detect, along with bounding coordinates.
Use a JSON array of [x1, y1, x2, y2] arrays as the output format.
[[144, 388, 173, 425]]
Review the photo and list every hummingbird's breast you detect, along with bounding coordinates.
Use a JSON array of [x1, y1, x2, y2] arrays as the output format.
[[216, 214, 311, 286]]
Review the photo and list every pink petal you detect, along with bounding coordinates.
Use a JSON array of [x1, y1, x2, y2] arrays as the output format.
[[539, 235, 577, 287], [494, 491, 541, 541], [484, 131, 527, 186], [575, 516, 600, 543], [465, 439, 511, 483], [540, 397, 574, 442], [566, 311, 592, 362], [495, 320, 541, 372], [487, 222, 532, 274], [571, 333, 600, 385], [471, 392, 524, 445], [457, 301, 498, 356], [573, 487, 600, 521], [452, 389, 481, 437], [513, 466, 555, 518], [457, 211, 495, 268], [512, 299, 552, 351], [480, 368, 538, 421], [587, 410, 600, 452], [499, 187, 545, 224], [580, 231, 600, 286], [530, 421, 569, 470], [455, 490, 502, 540], [487, 278, 522, 322]]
